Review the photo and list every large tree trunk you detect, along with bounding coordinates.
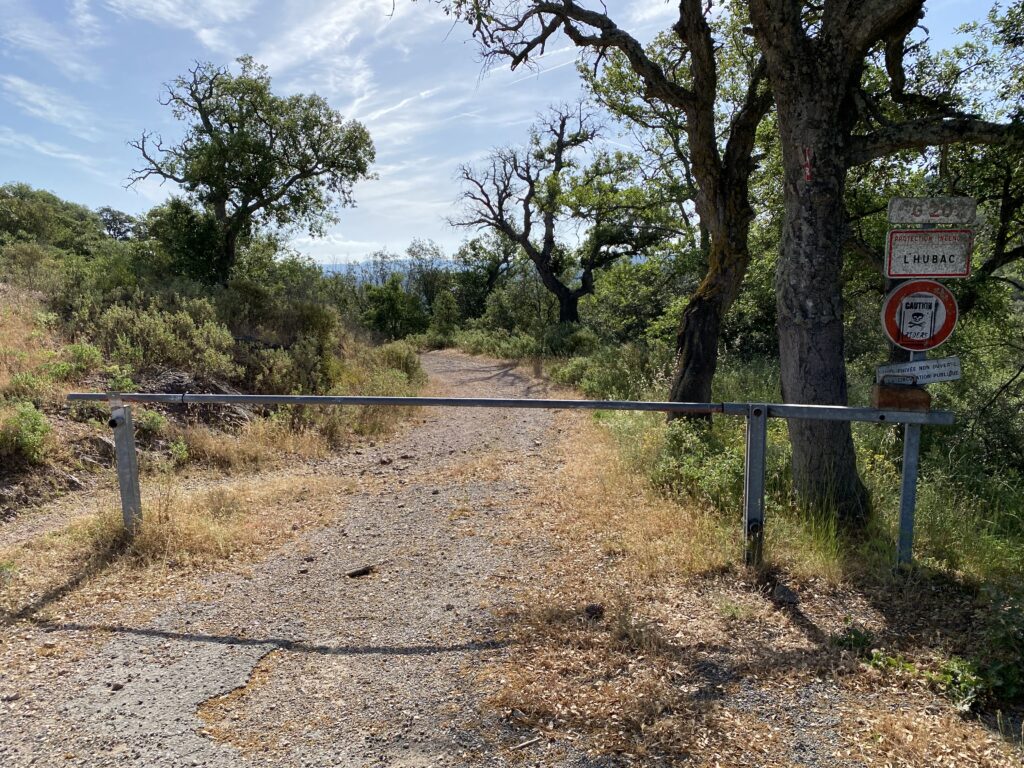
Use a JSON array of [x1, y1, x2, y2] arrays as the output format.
[[557, 291, 580, 324], [668, 241, 749, 404], [773, 86, 870, 523], [221, 228, 238, 285]]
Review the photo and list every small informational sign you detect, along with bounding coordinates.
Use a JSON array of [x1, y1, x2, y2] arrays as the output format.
[[881, 280, 959, 351], [886, 229, 973, 278], [888, 196, 977, 224], [876, 355, 962, 385]]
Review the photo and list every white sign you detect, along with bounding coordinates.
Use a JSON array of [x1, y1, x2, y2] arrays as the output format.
[[886, 229, 973, 278], [888, 196, 977, 224], [875, 356, 962, 385]]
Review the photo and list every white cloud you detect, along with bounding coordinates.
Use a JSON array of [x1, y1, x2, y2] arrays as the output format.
[[279, 53, 376, 110], [103, 0, 258, 49], [0, 2, 100, 80], [70, 0, 105, 45], [0, 126, 101, 171], [0, 75, 102, 141], [255, 0, 385, 73]]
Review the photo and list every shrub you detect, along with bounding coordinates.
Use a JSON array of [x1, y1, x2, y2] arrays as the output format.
[[135, 408, 168, 438], [453, 328, 540, 359], [90, 304, 238, 379], [103, 364, 136, 392], [0, 402, 51, 463], [64, 343, 102, 376], [374, 341, 425, 385], [2, 372, 48, 401]]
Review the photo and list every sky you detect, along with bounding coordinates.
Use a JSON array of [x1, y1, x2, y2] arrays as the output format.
[[0, 0, 987, 264]]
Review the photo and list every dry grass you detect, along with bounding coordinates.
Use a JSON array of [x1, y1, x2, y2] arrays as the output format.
[[478, 411, 1023, 766], [545, 416, 731, 581], [0, 472, 356, 623], [0, 285, 57, 392], [0, 283, 70, 408], [171, 419, 328, 471]]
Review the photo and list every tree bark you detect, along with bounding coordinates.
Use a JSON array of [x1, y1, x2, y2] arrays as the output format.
[[772, 79, 870, 522], [557, 292, 580, 324], [668, 240, 748, 404], [222, 228, 238, 284]]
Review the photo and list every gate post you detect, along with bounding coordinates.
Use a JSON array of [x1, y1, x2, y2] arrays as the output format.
[[743, 404, 768, 567], [108, 398, 142, 534]]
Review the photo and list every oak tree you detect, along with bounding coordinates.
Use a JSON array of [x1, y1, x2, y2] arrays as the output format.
[[129, 57, 375, 284], [454, 103, 672, 323]]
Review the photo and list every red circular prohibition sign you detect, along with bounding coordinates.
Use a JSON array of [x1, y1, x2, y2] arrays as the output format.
[[881, 279, 958, 351]]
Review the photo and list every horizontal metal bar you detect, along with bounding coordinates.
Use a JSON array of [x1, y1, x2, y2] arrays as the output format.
[[68, 392, 729, 415], [65, 392, 955, 425], [767, 403, 955, 425]]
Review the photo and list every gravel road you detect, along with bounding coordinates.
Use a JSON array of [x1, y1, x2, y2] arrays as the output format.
[[0, 352, 611, 768]]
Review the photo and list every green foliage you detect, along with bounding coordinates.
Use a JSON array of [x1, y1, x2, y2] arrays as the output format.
[[103, 365, 136, 392], [131, 56, 375, 282], [977, 589, 1024, 703], [0, 402, 51, 464], [0, 241, 61, 291], [168, 438, 189, 466], [134, 408, 169, 438], [143, 197, 229, 284], [374, 341, 427, 386], [451, 328, 541, 358], [90, 303, 238, 379], [3, 372, 47, 402], [429, 290, 461, 338], [926, 657, 987, 713], [0, 182, 104, 253], [362, 274, 428, 339], [551, 342, 670, 400], [64, 343, 102, 376], [830, 624, 875, 656]]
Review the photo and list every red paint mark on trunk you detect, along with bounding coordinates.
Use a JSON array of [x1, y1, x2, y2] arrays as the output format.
[[801, 147, 813, 182]]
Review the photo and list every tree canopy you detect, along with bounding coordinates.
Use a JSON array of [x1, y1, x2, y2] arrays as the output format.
[[129, 56, 375, 284]]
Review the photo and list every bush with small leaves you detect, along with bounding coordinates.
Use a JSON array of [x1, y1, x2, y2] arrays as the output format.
[[0, 402, 51, 464]]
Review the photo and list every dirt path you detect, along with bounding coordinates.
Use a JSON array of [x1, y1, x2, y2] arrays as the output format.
[[0, 352, 605, 768]]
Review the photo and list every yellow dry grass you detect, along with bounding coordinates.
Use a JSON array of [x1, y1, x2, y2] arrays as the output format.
[[479, 411, 1023, 766], [0, 284, 62, 397], [544, 415, 732, 581], [171, 419, 329, 471], [0, 472, 355, 623]]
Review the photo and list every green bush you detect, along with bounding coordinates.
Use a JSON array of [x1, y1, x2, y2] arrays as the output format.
[[40, 360, 76, 382], [134, 408, 168, 438], [453, 328, 540, 359], [374, 341, 426, 386], [90, 304, 238, 379], [3, 372, 47, 401], [0, 402, 51, 463], [550, 343, 670, 400], [103, 364, 136, 392], [64, 343, 102, 376]]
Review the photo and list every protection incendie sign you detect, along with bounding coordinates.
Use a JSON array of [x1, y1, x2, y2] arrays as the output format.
[[881, 279, 959, 351], [885, 229, 973, 278]]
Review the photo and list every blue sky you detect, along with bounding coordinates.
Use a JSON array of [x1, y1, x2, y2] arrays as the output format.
[[0, 0, 985, 263]]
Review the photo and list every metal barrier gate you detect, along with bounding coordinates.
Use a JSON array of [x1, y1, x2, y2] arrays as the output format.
[[67, 392, 954, 567]]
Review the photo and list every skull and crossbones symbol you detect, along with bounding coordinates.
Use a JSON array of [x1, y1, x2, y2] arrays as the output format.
[[906, 311, 927, 329]]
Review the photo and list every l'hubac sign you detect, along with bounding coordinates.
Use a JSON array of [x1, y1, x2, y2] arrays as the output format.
[[885, 229, 973, 278], [881, 280, 959, 352]]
